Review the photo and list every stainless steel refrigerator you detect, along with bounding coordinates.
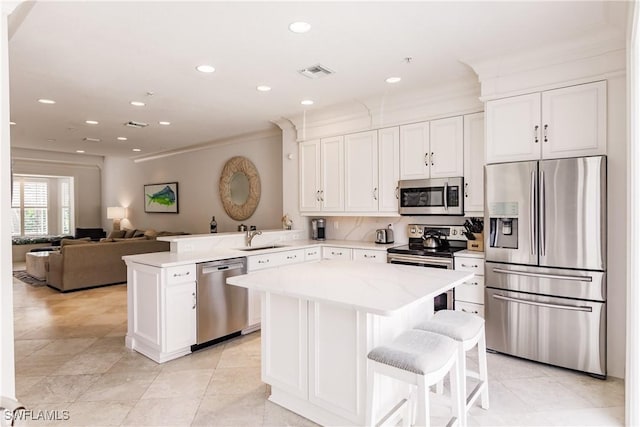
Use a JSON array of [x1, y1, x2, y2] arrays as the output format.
[[484, 155, 607, 377]]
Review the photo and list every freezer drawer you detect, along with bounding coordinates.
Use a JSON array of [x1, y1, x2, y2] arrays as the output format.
[[485, 288, 606, 376], [485, 261, 606, 301]]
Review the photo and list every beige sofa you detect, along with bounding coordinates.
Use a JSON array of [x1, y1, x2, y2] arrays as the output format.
[[47, 238, 170, 292]]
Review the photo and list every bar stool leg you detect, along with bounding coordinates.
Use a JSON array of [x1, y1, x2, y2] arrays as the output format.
[[450, 357, 462, 427], [415, 376, 430, 427], [477, 330, 490, 410]]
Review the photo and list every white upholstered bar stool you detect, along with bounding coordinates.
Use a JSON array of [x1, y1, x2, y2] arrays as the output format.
[[366, 329, 463, 427], [415, 310, 489, 426]]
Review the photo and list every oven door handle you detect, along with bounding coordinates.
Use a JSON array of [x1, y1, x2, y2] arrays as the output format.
[[492, 294, 593, 312], [387, 255, 452, 268]]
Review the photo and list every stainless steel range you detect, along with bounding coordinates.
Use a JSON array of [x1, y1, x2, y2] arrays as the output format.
[[387, 224, 467, 311]]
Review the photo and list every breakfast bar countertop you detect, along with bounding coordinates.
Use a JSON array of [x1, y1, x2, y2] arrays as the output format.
[[227, 259, 473, 316]]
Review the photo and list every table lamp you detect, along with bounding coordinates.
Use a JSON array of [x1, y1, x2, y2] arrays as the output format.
[[107, 206, 126, 231]]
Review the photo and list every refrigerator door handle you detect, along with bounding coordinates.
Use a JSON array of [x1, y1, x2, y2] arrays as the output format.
[[540, 169, 546, 256], [530, 170, 537, 256], [492, 294, 593, 312], [492, 267, 593, 282]]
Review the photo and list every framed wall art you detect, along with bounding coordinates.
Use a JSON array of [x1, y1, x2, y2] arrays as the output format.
[[144, 182, 179, 213]]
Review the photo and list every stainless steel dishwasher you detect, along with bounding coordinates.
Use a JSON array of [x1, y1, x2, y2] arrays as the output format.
[[195, 257, 247, 347]]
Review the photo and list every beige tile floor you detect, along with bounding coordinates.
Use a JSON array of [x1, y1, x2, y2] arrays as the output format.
[[10, 265, 624, 426]]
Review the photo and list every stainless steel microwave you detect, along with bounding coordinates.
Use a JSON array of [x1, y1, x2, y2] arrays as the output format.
[[398, 177, 464, 215]]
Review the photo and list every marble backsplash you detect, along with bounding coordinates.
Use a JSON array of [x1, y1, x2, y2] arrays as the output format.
[[310, 216, 479, 244]]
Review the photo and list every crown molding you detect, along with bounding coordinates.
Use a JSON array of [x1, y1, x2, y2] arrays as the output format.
[[284, 77, 482, 142], [463, 27, 626, 100]]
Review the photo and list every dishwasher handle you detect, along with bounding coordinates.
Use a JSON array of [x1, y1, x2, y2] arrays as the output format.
[[200, 262, 245, 275]]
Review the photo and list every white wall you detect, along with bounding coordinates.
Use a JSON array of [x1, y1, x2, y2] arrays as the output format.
[[11, 148, 103, 228], [102, 130, 283, 234]]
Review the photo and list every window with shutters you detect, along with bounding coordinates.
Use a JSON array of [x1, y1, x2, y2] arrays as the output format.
[[12, 175, 74, 236]]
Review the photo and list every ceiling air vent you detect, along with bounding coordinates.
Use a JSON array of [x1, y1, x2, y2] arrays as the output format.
[[298, 64, 334, 79], [124, 121, 149, 128], [83, 137, 101, 142]]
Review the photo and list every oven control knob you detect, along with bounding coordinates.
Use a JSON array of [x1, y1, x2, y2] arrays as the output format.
[[452, 229, 457, 235], [410, 226, 417, 234]]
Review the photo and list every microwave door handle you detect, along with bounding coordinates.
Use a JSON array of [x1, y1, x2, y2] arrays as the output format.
[[444, 183, 448, 211]]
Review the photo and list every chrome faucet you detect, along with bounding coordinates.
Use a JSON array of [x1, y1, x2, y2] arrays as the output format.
[[246, 230, 262, 247]]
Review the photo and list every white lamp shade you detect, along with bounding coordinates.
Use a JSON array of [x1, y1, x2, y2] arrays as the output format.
[[107, 206, 126, 219]]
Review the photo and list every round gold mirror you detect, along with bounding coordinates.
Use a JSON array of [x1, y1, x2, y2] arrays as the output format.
[[219, 156, 261, 221]]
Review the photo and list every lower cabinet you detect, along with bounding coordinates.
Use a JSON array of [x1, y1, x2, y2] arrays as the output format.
[[352, 248, 386, 263], [454, 254, 485, 317], [322, 246, 352, 260], [126, 262, 196, 363]]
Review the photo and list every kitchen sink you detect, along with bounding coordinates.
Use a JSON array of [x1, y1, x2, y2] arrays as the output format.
[[237, 245, 287, 252]]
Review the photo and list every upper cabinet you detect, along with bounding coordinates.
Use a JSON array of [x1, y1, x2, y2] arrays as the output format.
[[299, 137, 345, 213], [400, 117, 463, 179], [463, 112, 485, 214], [344, 131, 379, 212], [486, 81, 606, 164], [377, 127, 401, 213]]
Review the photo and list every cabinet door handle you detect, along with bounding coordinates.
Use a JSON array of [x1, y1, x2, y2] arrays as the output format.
[[173, 271, 190, 277], [465, 281, 479, 286], [192, 292, 196, 309], [373, 187, 378, 201], [431, 152, 434, 166], [461, 308, 479, 315], [534, 125, 539, 143], [461, 263, 478, 268], [320, 190, 324, 202], [364, 254, 376, 258], [464, 182, 469, 198], [395, 186, 399, 200], [331, 251, 342, 256], [543, 124, 548, 142], [258, 259, 270, 264], [316, 190, 320, 202], [424, 153, 429, 166], [286, 255, 297, 260]]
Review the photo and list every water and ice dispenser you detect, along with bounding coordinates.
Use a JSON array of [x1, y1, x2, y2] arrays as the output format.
[[489, 217, 519, 249]]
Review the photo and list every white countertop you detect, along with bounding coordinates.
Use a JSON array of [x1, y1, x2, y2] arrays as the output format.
[[123, 239, 400, 268], [227, 260, 473, 316]]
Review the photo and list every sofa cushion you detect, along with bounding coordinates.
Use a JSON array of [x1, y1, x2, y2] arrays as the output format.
[[113, 236, 147, 242], [143, 229, 158, 239], [61, 237, 92, 247], [107, 230, 126, 239]]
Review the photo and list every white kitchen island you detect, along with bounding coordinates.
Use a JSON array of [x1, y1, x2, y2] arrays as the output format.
[[227, 259, 473, 427]]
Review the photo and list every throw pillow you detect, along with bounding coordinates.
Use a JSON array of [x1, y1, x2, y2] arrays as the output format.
[[133, 230, 146, 238], [144, 229, 158, 239], [99, 238, 115, 243], [107, 230, 126, 239], [123, 228, 137, 238]]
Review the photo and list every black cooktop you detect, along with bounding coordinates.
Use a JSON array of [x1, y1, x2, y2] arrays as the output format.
[[387, 239, 467, 258]]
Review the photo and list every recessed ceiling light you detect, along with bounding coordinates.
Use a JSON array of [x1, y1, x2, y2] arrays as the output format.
[[301, 99, 314, 106], [9, 121, 16, 125], [385, 77, 402, 84], [83, 137, 101, 142], [85, 120, 99, 125], [257, 85, 272, 92], [38, 98, 56, 104], [289, 21, 311, 33], [46, 139, 56, 142], [132, 148, 142, 152], [196, 64, 215, 73], [117, 136, 128, 141], [158, 121, 171, 126], [130, 101, 146, 107], [76, 150, 85, 153]]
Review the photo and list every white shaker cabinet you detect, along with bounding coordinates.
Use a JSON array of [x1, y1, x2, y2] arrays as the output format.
[[125, 262, 196, 363], [345, 131, 379, 212], [400, 122, 430, 179], [377, 127, 400, 213], [322, 246, 352, 260], [344, 128, 400, 214], [454, 254, 485, 318], [400, 117, 464, 180], [352, 248, 386, 263], [429, 116, 464, 178], [486, 81, 606, 164], [463, 112, 485, 214], [299, 137, 345, 213]]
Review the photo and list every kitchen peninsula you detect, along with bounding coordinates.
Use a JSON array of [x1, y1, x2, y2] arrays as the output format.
[[227, 260, 472, 426]]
